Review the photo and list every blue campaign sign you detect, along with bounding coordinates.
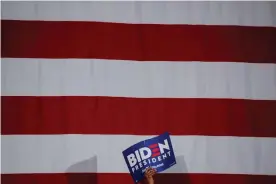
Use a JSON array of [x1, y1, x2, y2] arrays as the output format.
[[122, 132, 176, 183]]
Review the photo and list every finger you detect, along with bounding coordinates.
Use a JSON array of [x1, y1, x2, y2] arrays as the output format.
[[146, 167, 152, 172], [148, 170, 155, 176], [145, 168, 151, 175], [145, 168, 149, 175]]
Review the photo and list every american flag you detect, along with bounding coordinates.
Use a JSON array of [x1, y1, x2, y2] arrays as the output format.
[[1, 1, 276, 184]]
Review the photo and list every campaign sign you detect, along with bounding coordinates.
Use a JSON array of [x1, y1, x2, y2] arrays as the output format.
[[122, 132, 176, 183]]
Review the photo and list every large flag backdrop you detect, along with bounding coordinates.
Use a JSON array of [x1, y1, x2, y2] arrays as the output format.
[[1, 1, 276, 184]]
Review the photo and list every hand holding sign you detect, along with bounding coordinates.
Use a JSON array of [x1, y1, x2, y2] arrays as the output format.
[[144, 167, 157, 184], [122, 132, 176, 183]]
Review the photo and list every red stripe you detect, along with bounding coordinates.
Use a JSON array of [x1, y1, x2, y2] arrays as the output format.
[[149, 144, 158, 148], [151, 148, 160, 153], [2, 173, 276, 184], [2, 96, 276, 137], [2, 20, 275, 63], [152, 152, 161, 157]]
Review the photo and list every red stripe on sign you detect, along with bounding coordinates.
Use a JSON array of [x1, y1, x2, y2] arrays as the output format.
[[149, 144, 158, 148], [151, 148, 160, 153], [152, 152, 161, 157], [2, 20, 275, 63], [2, 96, 276, 137], [2, 173, 276, 184]]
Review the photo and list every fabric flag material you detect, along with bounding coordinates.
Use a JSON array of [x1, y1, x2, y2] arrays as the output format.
[[123, 132, 176, 183], [1, 1, 276, 184]]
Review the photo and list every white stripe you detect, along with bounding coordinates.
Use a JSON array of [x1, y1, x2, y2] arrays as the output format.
[[2, 58, 276, 100], [2, 1, 276, 27], [2, 135, 276, 174]]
